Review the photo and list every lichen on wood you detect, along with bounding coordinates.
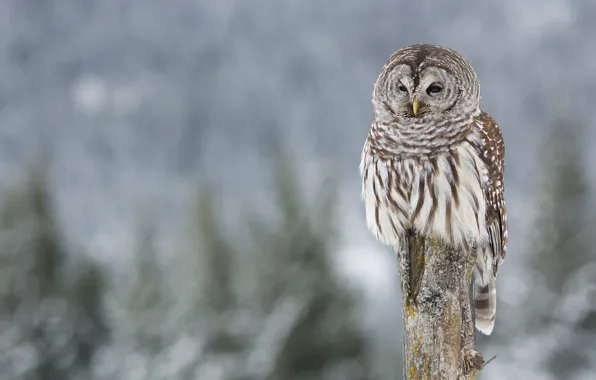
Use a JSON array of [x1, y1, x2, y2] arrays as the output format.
[[398, 232, 485, 379]]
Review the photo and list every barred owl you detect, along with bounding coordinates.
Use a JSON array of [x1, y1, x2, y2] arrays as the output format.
[[359, 44, 507, 335]]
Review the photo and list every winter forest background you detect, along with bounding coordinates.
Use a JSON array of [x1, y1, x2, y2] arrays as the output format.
[[1, 1, 596, 379]]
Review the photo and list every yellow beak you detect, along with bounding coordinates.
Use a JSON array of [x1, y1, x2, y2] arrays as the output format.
[[412, 98, 420, 116]]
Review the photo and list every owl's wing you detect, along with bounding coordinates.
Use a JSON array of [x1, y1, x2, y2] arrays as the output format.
[[471, 112, 508, 271]]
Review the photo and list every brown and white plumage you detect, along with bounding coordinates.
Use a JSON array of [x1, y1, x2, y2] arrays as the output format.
[[359, 44, 507, 335]]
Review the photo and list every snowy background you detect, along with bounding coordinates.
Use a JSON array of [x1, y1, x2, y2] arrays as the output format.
[[0, 1, 595, 379]]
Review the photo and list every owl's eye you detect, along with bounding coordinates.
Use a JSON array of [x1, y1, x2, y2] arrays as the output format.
[[397, 83, 408, 92], [426, 83, 443, 95]]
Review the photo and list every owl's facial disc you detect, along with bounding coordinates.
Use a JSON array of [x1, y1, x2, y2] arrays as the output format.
[[377, 64, 463, 120], [373, 44, 481, 127]]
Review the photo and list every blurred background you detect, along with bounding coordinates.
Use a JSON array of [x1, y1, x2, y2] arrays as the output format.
[[0, 1, 595, 379]]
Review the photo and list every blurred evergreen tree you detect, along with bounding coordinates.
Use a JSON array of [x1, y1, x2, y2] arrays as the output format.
[[524, 115, 596, 379], [0, 164, 109, 380], [530, 116, 592, 298], [103, 211, 185, 380], [22, 151, 371, 380], [125, 215, 174, 358], [189, 152, 370, 380], [194, 191, 246, 355]]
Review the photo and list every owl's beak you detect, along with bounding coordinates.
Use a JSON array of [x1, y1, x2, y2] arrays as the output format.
[[411, 98, 420, 116]]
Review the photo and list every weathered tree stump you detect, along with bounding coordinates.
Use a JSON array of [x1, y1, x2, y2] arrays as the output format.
[[398, 233, 485, 379]]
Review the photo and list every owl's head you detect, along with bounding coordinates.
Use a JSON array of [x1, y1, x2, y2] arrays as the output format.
[[372, 44, 480, 124]]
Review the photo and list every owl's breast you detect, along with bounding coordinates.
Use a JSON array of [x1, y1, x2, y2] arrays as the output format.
[[360, 141, 489, 250]]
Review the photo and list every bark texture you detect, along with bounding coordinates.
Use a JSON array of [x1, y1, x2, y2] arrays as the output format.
[[399, 233, 484, 380]]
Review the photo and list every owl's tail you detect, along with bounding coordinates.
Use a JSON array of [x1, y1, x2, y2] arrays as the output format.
[[473, 250, 497, 335], [474, 276, 497, 335]]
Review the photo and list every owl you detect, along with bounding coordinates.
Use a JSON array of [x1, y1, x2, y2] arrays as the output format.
[[359, 44, 507, 335]]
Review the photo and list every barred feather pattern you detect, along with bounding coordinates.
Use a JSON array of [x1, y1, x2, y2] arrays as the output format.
[[360, 112, 507, 335]]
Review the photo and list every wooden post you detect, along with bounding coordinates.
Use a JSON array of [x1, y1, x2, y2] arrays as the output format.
[[398, 233, 485, 379]]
